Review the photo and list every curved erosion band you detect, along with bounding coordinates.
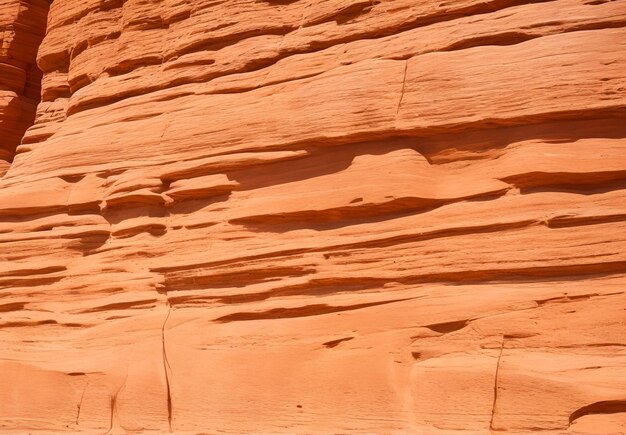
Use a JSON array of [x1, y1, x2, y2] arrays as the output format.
[[0, 0, 626, 433]]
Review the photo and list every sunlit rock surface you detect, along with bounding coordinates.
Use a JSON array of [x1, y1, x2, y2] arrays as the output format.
[[1, 0, 626, 433]]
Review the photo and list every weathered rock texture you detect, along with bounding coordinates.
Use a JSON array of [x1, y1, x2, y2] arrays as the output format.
[[1, 0, 626, 433], [0, 0, 49, 172]]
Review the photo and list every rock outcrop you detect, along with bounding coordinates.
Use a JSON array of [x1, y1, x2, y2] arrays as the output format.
[[1, 0, 625, 433], [0, 0, 49, 172]]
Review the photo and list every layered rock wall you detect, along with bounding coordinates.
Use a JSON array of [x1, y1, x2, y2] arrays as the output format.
[[0, 0, 49, 172], [1, 0, 625, 433]]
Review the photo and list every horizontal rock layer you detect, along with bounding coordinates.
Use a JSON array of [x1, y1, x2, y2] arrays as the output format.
[[1, 0, 626, 433]]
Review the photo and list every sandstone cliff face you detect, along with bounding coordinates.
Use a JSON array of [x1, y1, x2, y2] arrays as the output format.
[[0, 0, 48, 172], [1, 0, 626, 433]]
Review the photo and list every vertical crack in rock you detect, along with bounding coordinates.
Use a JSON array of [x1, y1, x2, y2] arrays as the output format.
[[162, 304, 173, 432], [490, 336, 505, 431], [75, 378, 89, 425], [396, 60, 409, 116]]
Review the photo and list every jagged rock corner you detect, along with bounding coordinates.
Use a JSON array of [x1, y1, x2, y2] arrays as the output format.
[[1, 0, 625, 433]]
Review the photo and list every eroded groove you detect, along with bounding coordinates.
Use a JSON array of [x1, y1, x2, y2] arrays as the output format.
[[569, 400, 626, 425], [323, 337, 355, 348], [0, 302, 26, 312], [77, 298, 157, 313], [501, 170, 626, 194], [545, 213, 626, 228], [424, 319, 469, 334], [167, 278, 380, 307], [396, 260, 626, 284], [214, 297, 414, 323], [442, 31, 537, 51], [533, 291, 623, 306], [164, 25, 296, 64], [0, 275, 65, 289]]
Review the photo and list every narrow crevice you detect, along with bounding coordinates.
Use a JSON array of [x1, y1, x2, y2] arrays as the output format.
[[161, 304, 174, 432], [396, 60, 409, 116], [490, 336, 505, 431], [75, 378, 89, 425]]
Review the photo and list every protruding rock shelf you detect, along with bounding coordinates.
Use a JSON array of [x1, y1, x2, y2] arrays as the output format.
[[0, 0, 625, 433]]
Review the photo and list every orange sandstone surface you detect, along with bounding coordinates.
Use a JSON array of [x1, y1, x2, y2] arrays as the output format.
[[1, 0, 626, 433]]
